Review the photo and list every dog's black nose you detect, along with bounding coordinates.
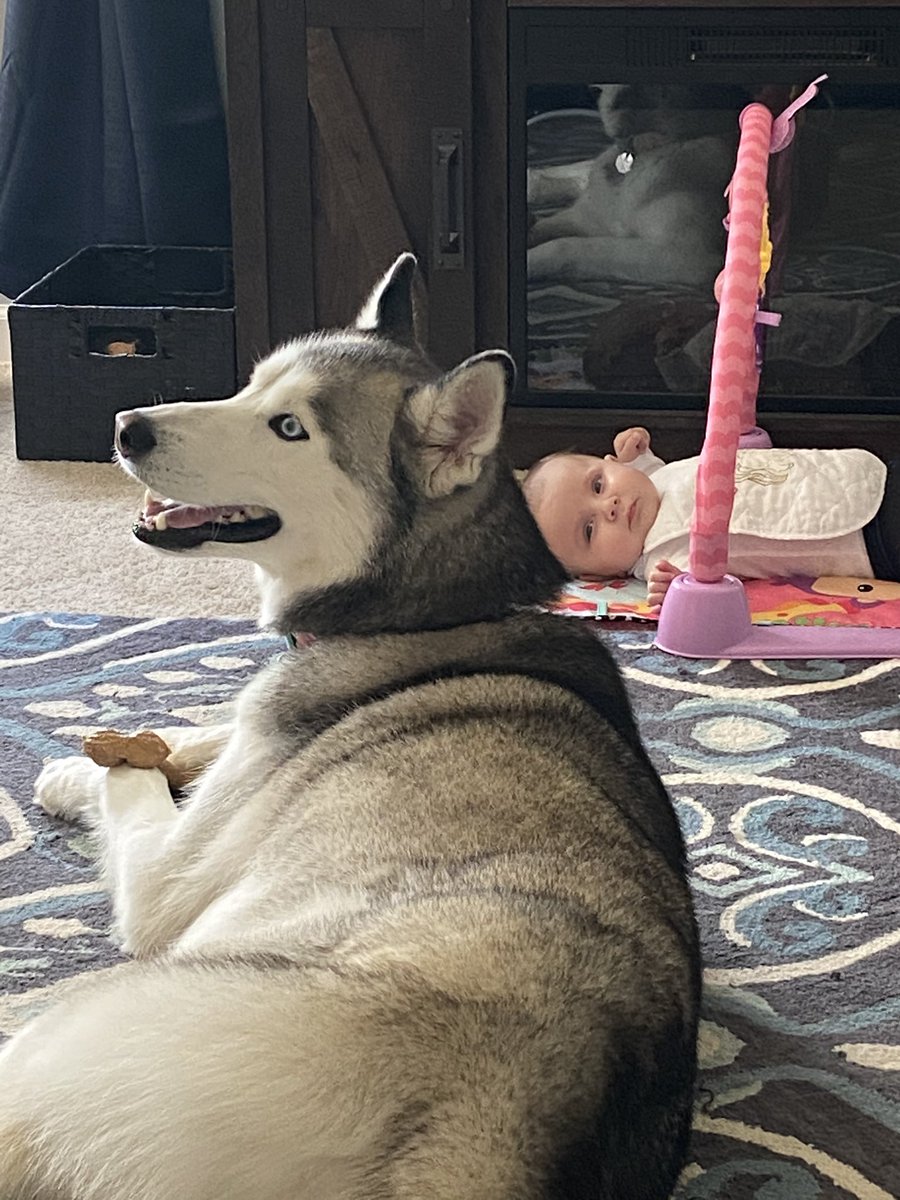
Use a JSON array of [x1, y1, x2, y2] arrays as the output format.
[[115, 412, 157, 460]]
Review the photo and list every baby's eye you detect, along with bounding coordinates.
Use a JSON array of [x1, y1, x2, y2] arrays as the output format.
[[592, 476, 603, 494]]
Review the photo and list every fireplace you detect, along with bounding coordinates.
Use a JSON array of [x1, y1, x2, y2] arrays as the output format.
[[507, 7, 900, 418]]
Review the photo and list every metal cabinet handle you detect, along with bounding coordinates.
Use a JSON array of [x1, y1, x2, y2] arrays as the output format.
[[432, 127, 465, 270]]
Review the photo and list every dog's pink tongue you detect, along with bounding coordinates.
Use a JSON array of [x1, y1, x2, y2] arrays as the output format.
[[163, 504, 229, 528]]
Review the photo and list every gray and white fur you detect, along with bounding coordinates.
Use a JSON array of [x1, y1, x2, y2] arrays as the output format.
[[0, 254, 700, 1200]]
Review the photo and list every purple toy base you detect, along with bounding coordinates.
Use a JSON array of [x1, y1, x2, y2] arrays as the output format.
[[655, 573, 900, 660], [738, 426, 773, 450]]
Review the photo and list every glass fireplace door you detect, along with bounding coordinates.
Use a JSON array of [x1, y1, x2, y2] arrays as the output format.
[[508, 8, 900, 416]]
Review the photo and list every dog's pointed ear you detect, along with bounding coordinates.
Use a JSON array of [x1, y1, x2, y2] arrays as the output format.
[[405, 350, 515, 498], [355, 253, 418, 346]]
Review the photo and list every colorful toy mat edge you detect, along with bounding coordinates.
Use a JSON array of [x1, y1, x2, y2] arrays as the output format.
[[546, 576, 900, 628]]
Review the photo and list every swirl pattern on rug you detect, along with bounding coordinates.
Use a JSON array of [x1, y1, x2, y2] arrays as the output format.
[[1, 612, 898, 1198]]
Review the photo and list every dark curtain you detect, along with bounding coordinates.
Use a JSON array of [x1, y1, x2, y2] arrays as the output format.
[[0, 0, 230, 298]]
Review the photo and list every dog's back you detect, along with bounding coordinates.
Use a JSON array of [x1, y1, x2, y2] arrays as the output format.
[[244, 612, 698, 1199]]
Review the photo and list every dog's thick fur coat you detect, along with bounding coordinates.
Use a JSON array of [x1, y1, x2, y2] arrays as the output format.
[[0, 256, 699, 1199]]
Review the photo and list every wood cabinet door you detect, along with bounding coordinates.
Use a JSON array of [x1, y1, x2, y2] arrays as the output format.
[[225, 0, 475, 379]]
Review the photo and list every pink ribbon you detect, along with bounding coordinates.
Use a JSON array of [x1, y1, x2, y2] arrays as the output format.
[[770, 74, 828, 152]]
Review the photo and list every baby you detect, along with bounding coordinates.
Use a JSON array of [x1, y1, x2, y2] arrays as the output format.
[[522, 427, 899, 606]]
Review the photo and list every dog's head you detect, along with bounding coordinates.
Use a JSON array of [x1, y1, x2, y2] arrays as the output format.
[[115, 254, 566, 634], [591, 83, 746, 147]]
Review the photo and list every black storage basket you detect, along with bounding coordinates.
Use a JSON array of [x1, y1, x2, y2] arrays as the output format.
[[10, 245, 235, 461]]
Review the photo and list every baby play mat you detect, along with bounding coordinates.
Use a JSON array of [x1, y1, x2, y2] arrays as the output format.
[[2, 612, 899, 1198], [548, 575, 900, 628]]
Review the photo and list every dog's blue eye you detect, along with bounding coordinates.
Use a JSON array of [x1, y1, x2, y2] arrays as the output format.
[[269, 414, 309, 442]]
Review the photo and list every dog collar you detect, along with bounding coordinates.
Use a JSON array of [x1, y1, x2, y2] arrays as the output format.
[[284, 632, 317, 651]]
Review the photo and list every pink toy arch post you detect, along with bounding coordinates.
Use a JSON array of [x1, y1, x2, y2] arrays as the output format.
[[690, 102, 772, 583], [655, 79, 900, 659]]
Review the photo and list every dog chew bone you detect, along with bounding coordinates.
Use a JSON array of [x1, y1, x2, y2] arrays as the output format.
[[81, 729, 197, 792], [83, 729, 171, 769]]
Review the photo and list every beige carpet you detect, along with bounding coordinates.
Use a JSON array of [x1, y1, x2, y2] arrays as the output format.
[[0, 368, 259, 620]]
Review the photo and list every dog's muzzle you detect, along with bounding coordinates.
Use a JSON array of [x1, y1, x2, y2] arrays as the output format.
[[115, 408, 282, 551], [116, 411, 157, 460]]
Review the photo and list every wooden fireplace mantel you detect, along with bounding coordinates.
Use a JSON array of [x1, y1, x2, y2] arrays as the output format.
[[225, 1, 900, 466]]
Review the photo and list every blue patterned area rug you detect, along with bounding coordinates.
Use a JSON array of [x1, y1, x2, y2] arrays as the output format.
[[1, 611, 899, 1199]]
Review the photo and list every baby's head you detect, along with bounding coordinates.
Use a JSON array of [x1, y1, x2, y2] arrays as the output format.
[[522, 452, 661, 578]]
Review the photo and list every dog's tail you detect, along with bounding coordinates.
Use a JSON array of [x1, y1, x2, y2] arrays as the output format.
[[0, 958, 417, 1199], [0, 1122, 32, 1197]]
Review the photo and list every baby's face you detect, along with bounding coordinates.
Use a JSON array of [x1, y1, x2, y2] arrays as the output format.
[[527, 453, 661, 577]]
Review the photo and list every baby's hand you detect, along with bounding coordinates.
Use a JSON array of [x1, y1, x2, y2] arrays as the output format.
[[612, 426, 650, 464], [647, 559, 681, 609]]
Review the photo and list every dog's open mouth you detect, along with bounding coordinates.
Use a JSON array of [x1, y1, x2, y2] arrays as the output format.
[[134, 491, 282, 550]]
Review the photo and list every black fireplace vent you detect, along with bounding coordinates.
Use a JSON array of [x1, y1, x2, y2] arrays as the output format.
[[690, 27, 893, 66], [628, 26, 898, 69], [527, 18, 900, 76]]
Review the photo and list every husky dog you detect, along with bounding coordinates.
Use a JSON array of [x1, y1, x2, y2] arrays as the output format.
[[528, 83, 737, 286], [0, 255, 699, 1200]]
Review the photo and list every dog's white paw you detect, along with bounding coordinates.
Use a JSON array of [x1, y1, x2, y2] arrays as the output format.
[[34, 756, 106, 821]]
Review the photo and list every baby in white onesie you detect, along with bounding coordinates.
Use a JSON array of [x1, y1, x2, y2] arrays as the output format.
[[522, 427, 893, 606]]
